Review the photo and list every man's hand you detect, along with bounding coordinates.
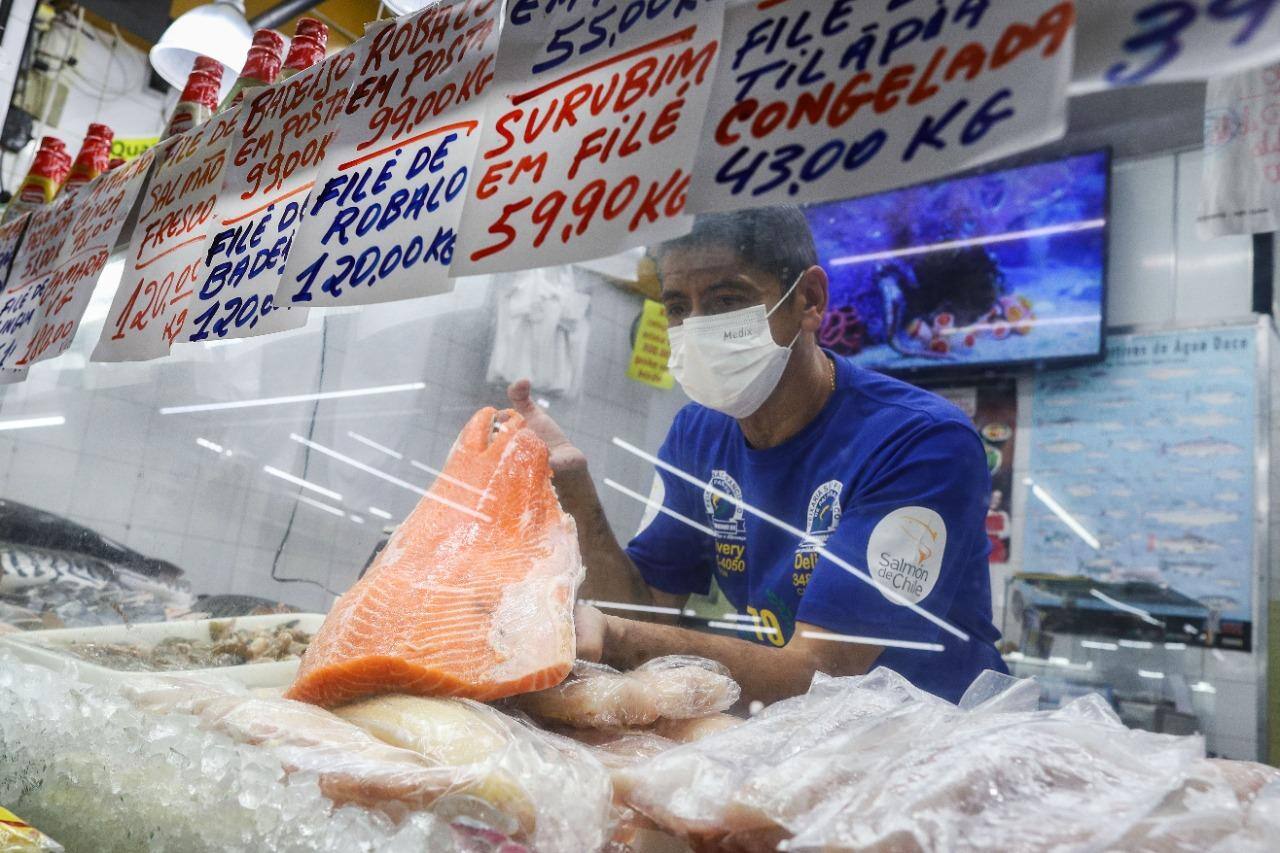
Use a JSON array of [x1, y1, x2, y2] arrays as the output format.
[[506, 379, 588, 475], [574, 603, 606, 663]]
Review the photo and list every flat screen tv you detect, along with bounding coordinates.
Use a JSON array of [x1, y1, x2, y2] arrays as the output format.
[[804, 148, 1109, 376]]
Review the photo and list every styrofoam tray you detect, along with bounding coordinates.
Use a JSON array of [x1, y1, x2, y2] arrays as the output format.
[[0, 613, 325, 688]]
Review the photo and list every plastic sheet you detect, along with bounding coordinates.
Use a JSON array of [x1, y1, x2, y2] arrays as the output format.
[[0, 806, 64, 852], [333, 694, 615, 852], [512, 656, 740, 730], [615, 666, 1274, 852], [0, 651, 454, 852]]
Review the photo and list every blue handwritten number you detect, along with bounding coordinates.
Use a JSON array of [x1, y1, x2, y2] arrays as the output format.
[[1206, 0, 1279, 44], [1105, 1, 1196, 87], [188, 301, 219, 342]]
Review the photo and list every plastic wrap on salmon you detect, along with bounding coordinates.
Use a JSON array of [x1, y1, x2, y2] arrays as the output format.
[[615, 667, 1278, 852], [333, 694, 614, 852], [512, 656, 740, 730], [287, 407, 582, 707]]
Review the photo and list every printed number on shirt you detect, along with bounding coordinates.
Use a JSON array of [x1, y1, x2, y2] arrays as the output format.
[[746, 606, 786, 647]]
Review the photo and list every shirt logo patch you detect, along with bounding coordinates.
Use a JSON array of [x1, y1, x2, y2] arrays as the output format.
[[704, 469, 746, 541], [800, 479, 843, 552], [867, 506, 946, 605]]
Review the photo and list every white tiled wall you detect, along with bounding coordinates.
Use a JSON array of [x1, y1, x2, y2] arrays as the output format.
[[0, 271, 685, 614]]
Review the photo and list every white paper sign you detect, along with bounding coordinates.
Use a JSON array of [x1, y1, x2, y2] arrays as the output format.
[[0, 215, 27, 291], [0, 203, 71, 380], [1199, 62, 1280, 237], [13, 151, 155, 367], [0, 214, 32, 383], [453, 0, 724, 275], [93, 111, 239, 361], [187, 47, 363, 343], [279, 1, 500, 307], [688, 0, 1073, 212], [1074, 0, 1280, 93]]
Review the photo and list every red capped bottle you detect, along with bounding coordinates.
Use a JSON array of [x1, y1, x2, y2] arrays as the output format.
[[61, 122, 114, 197], [2, 136, 72, 222], [218, 28, 286, 112], [280, 18, 328, 80], [164, 55, 225, 139]]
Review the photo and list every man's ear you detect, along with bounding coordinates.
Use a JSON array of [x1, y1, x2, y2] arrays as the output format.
[[799, 264, 828, 333]]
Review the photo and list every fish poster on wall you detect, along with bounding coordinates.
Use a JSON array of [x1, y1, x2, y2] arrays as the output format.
[[1025, 325, 1259, 649], [934, 380, 1017, 565]]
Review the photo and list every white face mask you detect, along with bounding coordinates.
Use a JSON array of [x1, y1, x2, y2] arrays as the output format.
[[667, 272, 803, 419]]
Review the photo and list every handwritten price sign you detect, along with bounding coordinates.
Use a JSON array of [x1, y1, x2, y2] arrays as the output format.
[[93, 111, 239, 361], [0, 215, 31, 383], [453, 0, 724, 275], [188, 47, 364, 342], [281, 1, 500, 307], [13, 151, 154, 368], [688, 0, 1073, 211], [0, 203, 72, 379], [1074, 0, 1280, 93], [1199, 62, 1280, 236]]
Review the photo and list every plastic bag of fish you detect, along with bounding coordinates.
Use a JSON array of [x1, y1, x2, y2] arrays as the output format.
[[613, 667, 1280, 852], [510, 655, 741, 730], [122, 675, 614, 852]]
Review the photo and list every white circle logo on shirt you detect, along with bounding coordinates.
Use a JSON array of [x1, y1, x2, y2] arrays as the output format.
[[867, 507, 946, 605]]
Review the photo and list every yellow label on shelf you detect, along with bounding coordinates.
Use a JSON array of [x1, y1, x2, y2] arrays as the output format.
[[110, 136, 159, 161], [626, 298, 674, 389]]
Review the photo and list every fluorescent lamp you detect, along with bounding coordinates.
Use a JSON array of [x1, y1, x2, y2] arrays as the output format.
[[1191, 681, 1217, 694], [0, 415, 65, 431], [1026, 479, 1101, 550], [1138, 669, 1165, 680], [195, 437, 225, 454], [798, 630, 945, 652], [295, 494, 345, 518], [580, 598, 684, 616], [368, 506, 393, 520], [262, 465, 341, 502], [348, 431, 403, 459], [409, 459, 486, 496], [829, 220, 1106, 267], [290, 433, 491, 523], [348, 514, 365, 524], [603, 477, 715, 536], [150, 0, 252, 100], [1090, 589, 1163, 627], [708, 620, 778, 636], [1119, 639, 1155, 649], [1081, 640, 1118, 651], [159, 382, 426, 414]]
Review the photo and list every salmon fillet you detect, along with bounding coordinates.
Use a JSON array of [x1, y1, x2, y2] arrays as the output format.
[[286, 407, 582, 707]]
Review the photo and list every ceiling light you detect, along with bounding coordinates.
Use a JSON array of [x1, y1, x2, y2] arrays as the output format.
[[383, 1, 435, 13], [0, 415, 65, 431], [159, 382, 425, 414], [150, 1, 253, 100]]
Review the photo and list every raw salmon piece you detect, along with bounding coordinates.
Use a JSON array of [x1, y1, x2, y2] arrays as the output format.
[[286, 407, 582, 707]]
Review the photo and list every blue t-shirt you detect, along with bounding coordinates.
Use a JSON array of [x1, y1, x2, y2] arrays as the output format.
[[626, 353, 1006, 703]]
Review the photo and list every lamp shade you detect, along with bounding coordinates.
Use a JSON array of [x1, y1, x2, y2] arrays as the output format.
[[149, 0, 253, 100], [383, 1, 434, 13]]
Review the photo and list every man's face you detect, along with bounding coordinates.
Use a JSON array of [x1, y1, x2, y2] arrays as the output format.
[[658, 244, 796, 342]]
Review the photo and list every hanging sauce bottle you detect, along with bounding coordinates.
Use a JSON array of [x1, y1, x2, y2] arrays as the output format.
[[1, 136, 72, 222], [218, 28, 286, 112], [280, 18, 328, 80], [164, 55, 225, 139], [61, 122, 115, 198]]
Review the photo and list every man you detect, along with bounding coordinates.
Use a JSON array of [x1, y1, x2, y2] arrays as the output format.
[[506, 206, 1005, 705]]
